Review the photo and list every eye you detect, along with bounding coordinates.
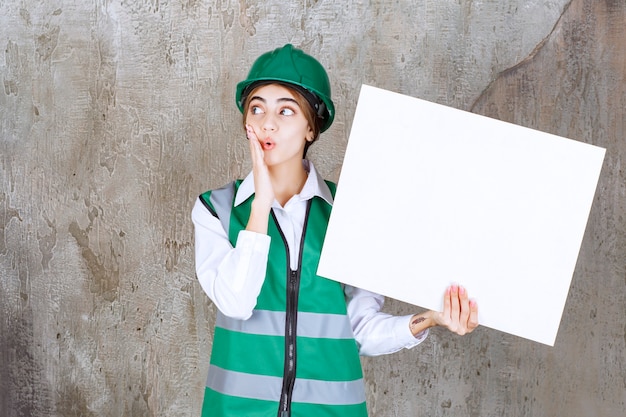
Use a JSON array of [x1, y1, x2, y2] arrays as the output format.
[[250, 105, 263, 115], [280, 107, 295, 116]]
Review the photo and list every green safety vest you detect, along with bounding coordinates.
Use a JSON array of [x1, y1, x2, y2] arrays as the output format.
[[198, 180, 367, 417]]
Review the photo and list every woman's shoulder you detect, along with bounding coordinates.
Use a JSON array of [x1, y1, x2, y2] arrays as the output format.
[[198, 180, 243, 209], [323, 180, 337, 197], [199, 180, 241, 197]]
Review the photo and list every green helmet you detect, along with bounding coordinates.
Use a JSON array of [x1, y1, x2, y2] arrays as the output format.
[[236, 44, 335, 132]]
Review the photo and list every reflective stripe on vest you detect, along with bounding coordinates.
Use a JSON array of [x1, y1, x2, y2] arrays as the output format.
[[216, 309, 354, 339], [206, 364, 366, 405]]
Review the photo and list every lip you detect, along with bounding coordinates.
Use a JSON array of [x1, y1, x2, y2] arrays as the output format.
[[260, 137, 275, 150]]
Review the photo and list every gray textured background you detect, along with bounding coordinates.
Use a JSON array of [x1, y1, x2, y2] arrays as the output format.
[[1, 0, 624, 416]]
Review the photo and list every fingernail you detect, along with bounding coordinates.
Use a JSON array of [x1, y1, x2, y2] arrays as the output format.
[[459, 286, 466, 295]]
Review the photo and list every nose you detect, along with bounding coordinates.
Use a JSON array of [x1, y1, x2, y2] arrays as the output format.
[[261, 113, 277, 132]]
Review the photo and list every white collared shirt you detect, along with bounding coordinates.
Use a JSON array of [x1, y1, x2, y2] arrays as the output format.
[[192, 160, 427, 356]]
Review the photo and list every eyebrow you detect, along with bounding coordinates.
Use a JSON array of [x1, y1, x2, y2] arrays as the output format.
[[249, 96, 300, 107]]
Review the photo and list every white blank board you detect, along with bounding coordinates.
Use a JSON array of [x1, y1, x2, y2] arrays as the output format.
[[317, 85, 606, 346]]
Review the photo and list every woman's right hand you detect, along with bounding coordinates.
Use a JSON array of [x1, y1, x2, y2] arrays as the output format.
[[245, 125, 274, 233]]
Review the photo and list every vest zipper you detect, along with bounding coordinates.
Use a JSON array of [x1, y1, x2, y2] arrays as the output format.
[[278, 268, 299, 417], [274, 201, 312, 417]]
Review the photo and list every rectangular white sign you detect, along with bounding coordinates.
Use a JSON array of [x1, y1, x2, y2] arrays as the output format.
[[317, 85, 605, 346]]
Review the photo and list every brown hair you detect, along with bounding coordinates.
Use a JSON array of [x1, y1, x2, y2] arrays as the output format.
[[242, 82, 324, 157]]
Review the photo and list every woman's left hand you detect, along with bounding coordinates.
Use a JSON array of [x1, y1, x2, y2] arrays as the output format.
[[432, 284, 479, 335], [409, 285, 479, 337]]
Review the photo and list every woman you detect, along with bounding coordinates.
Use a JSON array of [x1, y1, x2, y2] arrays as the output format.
[[192, 44, 479, 417]]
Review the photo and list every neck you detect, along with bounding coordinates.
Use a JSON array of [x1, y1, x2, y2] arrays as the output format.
[[268, 160, 308, 207]]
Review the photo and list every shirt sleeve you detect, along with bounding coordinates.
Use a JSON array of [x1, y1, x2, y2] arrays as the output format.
[[345, 285, 428, 356], [192, 197, 270, 320]]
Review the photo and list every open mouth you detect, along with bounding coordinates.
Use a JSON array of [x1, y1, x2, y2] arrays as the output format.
[[261, 138, 275, 150]]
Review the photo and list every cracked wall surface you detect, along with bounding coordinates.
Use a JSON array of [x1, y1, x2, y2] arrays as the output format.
[[1, 0, 625, 416]]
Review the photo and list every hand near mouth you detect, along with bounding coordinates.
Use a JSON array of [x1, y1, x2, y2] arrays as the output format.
[[246, 125, 274, 216]]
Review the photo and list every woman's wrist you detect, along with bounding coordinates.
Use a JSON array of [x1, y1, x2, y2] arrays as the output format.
[[409, 311, 436, 337], [246, 201, 271, 234]]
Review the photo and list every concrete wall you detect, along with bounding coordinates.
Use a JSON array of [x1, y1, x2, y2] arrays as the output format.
[[1, 0, 624, 416]]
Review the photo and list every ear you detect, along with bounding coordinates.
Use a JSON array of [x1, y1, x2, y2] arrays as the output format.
[[305, 125, 315, 142]]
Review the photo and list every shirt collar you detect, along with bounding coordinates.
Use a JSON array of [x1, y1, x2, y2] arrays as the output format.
[[234, 160, 334, 207]]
